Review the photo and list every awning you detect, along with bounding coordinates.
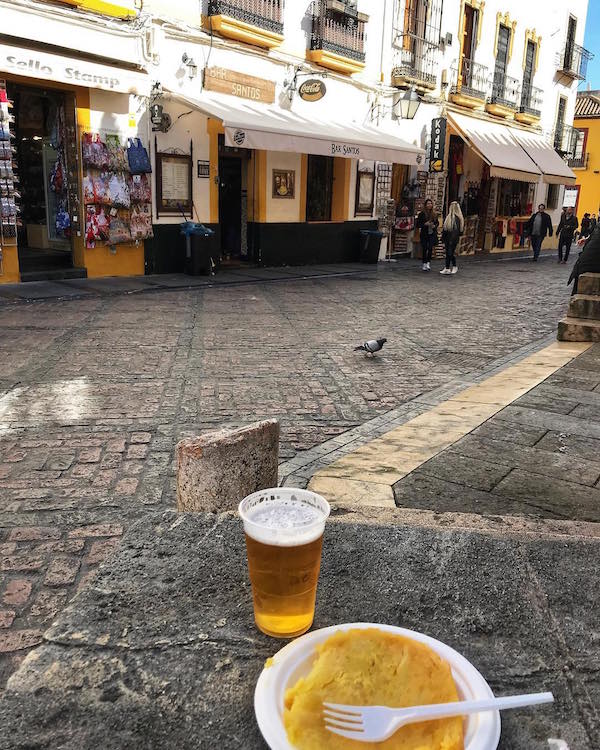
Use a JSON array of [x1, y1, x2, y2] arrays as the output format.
[[510, 131, 577, 185], [448, 112, 541, 183], [168, 91, 424, 166]]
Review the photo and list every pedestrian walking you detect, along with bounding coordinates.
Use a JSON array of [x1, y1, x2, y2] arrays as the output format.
[[591, 214, 598, 233], [556, 207, 578, 264], [525, 204, 553, 261], [440, 201, 464, 275], [580, 213, 592, 239], [416, 198, 439, 272], [569, 224, 600, 295]]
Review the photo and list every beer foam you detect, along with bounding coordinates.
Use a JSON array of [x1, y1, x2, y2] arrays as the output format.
[[243, 498, 326, 546]]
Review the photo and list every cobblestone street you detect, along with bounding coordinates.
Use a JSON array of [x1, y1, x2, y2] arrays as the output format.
[[0, 256, 574, 687]]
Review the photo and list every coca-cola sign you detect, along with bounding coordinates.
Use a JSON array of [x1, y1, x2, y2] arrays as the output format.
[[299, 79, 326, 102]]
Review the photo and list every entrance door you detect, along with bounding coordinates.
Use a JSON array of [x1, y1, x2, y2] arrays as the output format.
[[9, 83, 75, 275], [218, 156, 242, 260]]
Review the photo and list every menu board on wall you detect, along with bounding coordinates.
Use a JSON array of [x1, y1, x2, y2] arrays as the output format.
[[156, 151, 192, 216]]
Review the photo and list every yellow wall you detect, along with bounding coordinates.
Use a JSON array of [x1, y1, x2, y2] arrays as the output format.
[[574, 117, 600, 219]]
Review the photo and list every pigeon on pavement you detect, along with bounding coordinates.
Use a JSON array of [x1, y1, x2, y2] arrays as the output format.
[[354, 338, 387, 355]]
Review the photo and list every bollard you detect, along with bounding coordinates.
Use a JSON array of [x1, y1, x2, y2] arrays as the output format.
[[176, 419, 279, 513]]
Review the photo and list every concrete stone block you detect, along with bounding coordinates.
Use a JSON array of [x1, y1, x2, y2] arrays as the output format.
[[578, 273, 600, 296], [176, 420, 279, 513], [568, 294, 600, 320], [558, 317, 600, 342]]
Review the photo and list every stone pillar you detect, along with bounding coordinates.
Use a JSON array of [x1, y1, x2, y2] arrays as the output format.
[[176, 419, 279, 513]]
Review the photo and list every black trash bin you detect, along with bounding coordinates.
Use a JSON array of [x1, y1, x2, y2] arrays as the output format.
[[180, 222, 216, 276], [359, 229, 384, 264]]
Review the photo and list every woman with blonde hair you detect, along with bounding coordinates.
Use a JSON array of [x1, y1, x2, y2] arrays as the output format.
[[440, 201, 464, 275]]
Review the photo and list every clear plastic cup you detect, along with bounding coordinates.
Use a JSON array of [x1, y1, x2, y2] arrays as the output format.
[[239, 488, 330, 639]]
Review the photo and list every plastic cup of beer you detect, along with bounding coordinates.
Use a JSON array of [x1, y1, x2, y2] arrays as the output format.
[[239, 488, 330, 639]]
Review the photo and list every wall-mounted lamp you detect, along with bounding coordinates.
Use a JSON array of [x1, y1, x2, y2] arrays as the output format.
[[182, 53, 198, 80], [395, 86, 421, 120]]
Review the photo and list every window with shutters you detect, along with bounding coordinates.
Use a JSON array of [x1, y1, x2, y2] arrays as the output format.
[[306, 155, 334, 222]]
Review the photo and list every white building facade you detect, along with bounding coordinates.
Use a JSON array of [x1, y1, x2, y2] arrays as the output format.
[[0, 0, 591, 281]]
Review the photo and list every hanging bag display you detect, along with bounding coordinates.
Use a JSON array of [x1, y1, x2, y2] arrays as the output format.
[[92, 173, 111, 205], [106, 134, 129, 172], [108, 173, 130, 208], [82, 133, 109, 169], [127, 138, 152, 174], [108, 213, 131, 244], [129, 173, 152, 203], [130, 203, 153, 240]]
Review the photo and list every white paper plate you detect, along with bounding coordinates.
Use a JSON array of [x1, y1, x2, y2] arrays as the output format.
[[255, 622, 501, 750]]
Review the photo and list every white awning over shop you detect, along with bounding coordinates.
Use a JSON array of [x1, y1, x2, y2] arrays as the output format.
[[510, 131, 577, 186], [449, 112, 542, 183], [168, 91, 424, 166]]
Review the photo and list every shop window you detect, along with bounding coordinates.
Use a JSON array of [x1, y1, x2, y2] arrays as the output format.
[[355, 160, 375, 216], [306, 155, 333, 221], [547, 183, 560, 210]]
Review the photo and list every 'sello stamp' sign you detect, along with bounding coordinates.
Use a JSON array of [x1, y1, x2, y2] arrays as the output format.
[[204, 67, 275, 104]]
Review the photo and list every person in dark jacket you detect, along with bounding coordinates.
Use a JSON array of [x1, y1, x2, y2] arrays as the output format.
[[416, 199, 439, 272], [569, 224, 600, 294], [525, 204, 553, 261], [580, 213, 592, 239], [556, 207, 579, 264], [440, 201, 464, 275]]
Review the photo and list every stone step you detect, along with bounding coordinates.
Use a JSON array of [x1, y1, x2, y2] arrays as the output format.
[[569, 294, 600, 320], [578, 273, 600, 296], [558, 316, 600, 342]]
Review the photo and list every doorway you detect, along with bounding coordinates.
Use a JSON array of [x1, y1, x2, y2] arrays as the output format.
[[8, 82, 77, 277], [218, 134, 250, 264]]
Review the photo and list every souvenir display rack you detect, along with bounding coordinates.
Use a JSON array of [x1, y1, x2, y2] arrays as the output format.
[[0, 80, 19, 256]]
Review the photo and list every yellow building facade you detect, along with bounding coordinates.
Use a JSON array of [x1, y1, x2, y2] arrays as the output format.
[[572, 92, 600, 219]]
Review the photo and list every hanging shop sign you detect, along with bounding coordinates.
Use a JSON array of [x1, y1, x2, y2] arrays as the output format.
[[0, 42, 150, 95], [429, 117, 447, 173], [203, 67, 275, 104], [299, 79, 326, 102]]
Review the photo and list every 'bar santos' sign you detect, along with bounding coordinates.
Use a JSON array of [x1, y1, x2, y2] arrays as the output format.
[[429, 117, 447, 173], [0, 42, 149, 95], [204, 67, 275, 104]]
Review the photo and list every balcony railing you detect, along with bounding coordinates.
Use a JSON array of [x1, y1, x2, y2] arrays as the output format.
[[392, 33, 439, 87], [488, 73, 520, 109], [519, 84, 543, 118], [207, 0, 284, 34], [311, 1, 367, 62], [450, 58, 489, 100], [554, 125, 581, 158], [556, 40, 594, 81], [568, 152, 589, 169]]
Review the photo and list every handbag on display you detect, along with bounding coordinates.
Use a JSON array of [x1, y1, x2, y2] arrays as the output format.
[[93, 173, 111, 204], [106, 134, 129, 172], [82, 133, 109, 169], [96, 206, 110, 241], [127, 138, 152, 174], [83, 172, 95, 204], [85, 205, 101, 248], [129, 173, 151, 203], [108, 214, 131, 244], [108, 173, 130, 208], [130, 203, 153, 240]]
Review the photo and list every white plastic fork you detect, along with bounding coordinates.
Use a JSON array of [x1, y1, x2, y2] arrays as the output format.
[[323, 691, 554, 742]]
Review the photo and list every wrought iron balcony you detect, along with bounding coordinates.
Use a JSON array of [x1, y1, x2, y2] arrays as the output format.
[[450, 58, 489, 106], [391, 33, 439, 89], [557, 40, 594, 81], [568, 152, 589, 169], [310, 0, 367, 65], [554, 124, 581, 159], [487, 74, 520, 110], [519, 84, 542, 118], [207, 0, 284, 35]]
